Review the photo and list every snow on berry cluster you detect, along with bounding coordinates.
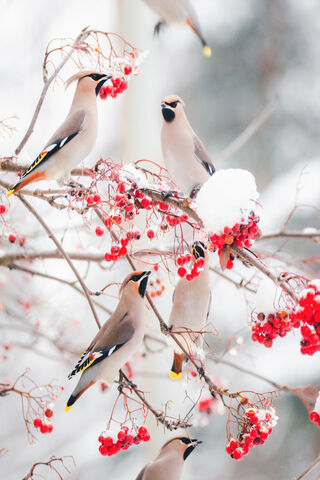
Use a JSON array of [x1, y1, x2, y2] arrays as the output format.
[[33, 407, 54, 434], [98, 426, 150, 457], [226, 406, 277, 460], [291, 279, 320, 356], [251, 310, 298, 348], [309, 391, 320, 427], [195, 169, 260, 270]]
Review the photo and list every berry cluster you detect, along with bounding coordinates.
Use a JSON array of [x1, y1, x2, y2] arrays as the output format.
[[33, 408, 54, 434], [209, 212, 260, 270], [149, 275, 166, 298], [7, 233, 26, 246], [99, 77, 128, 100], [251, 310, 298, 348], [177, 256, 205, 281], [292, 280, 320, 356], [86, 194, 101, 205], [98, 426, 150, 457], [226, 406, 277, 460]]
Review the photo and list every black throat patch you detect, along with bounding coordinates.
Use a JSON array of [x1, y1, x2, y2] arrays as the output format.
[[162, 108, 175, 123]]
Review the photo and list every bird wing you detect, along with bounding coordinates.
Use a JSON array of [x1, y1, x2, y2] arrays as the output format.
[[19, 110, 86, 179], [67, 313, 134, 379], [193, 134, 215, 176]]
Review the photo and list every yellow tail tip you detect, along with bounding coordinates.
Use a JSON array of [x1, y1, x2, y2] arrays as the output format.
[[169, 370, 182, 380], [203, 45, 212, 57], [6, 189, 15, 198], [64, 404, 72, 412]]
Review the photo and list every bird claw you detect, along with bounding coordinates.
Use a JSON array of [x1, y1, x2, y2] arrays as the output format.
[[154, 21, 165, 36], [181, 197, 192, 208], [116, 379, 137, 391], [160, 323, 172, 336]]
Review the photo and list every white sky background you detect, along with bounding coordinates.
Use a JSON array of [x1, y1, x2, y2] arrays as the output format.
[[0, 1, 320, 479]]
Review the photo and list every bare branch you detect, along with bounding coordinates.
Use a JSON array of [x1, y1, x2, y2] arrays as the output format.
[[293, 454, 320, 480]]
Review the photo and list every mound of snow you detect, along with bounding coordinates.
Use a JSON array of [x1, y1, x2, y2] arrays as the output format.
[[195, 169, 259, 234]]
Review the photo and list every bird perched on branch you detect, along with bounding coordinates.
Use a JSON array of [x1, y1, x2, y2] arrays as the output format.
[[65, 271, 150, 411], [135, 436, 202, 480], [161, 95, 215, 199], [7, 70, 111, 197], [142, 0, 211, 57], [169, 242, 211, 379]]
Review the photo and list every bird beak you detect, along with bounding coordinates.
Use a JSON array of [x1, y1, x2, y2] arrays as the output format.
[[96, 75, 112, 96], [138, 271, 151, 298], [190, 439, 203, 447], [183, 439, 202, 460]]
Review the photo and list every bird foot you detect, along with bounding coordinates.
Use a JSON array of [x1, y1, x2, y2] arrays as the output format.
[[161, 190, 179, 201], [160, 323, 172, 336], [181, 197, 192, 208], [67, 181, 87, 197], [154, 21, 165, 36], [116, 379, 137, 391]]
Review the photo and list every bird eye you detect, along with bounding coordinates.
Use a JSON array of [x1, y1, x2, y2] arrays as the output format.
[[90, 73, 101, 81], [166, 101, 179, 108]]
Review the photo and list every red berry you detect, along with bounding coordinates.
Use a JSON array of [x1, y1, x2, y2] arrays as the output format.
[[47, 424, 53, 433], [0, 205, 6, 214], [99, 444, 109, 455], [118, 431, 126, 442], [138, 426, 148, 437], [232, 448, 243, 460], [147, 229, 155, 239], [45, 408, 53, 418], [95, 226, 104, 237], [103, 436, 113, 447], [33, 418, 42, 428], [40, 424, 48, 434], [310, 411, 320, 423], [86, 196, 94, 205], [177, 267, 187, 278], [124, 65, 132, 75], [19, 236, 26, 246], [8, 234, 16, 243], [99, 88, 107, 100], [141, 433, 150, 442], [121, 238, 129, 247], [93, 194, 101, 203], [119, 246, 127, 256]]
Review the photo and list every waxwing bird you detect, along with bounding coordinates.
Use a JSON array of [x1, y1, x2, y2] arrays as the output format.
[[7, 71, 111, 197], [135, 436, 202, 480], [65, 271, 150, 411], [142, 0, 211, 57], [169, 242, 211, 379], [161, 95, 215, 199]]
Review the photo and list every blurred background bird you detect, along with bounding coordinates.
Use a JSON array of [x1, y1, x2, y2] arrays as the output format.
[[65, 271, 150, 411], [169, 242, 211, 379], [141, 0, 211, 56], [161, 95, 215, 199], [7, 71, 111, 197], [135, 436, 202, 479]]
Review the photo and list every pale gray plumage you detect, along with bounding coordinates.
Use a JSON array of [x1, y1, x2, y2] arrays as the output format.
[[135, 437, 201, 480], [142, 0, 211, 55], [169, 242, 211, 379], [7, 70, 111, 197], [65, 271, 150, 411], [161, 95, 215, 198]]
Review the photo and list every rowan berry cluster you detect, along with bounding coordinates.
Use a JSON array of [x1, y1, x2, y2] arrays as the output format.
[[226, 406, 277, 460], [209, 212, 260, 269], [99, 77, 128, 100], [251, 310, 298, 348], [177, 256, 205, 281], [291, 279, 320, 356], [33, 408, 54, 434], [98, 426, 150, 456]]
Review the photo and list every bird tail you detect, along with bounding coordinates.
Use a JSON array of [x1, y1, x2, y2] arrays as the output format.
[[6, 171, 46, 197], [169, 352, 185, 379], [65, 379, 96, 412], [186, 17, 211, 57]]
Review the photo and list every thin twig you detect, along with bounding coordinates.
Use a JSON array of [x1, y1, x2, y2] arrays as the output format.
[[15, 27, 90, 155], [18, 195, 101, 329], [215, 98, 277, 163], [293, 454, 320, 480]]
